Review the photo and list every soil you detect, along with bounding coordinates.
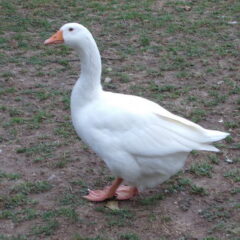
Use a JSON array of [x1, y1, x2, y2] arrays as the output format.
[[0, 0, 239, 240]]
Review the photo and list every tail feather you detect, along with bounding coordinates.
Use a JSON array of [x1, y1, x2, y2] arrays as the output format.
[[155, 112, 229, 153], [199, 144, 220, 152], [199, 129, 229, 152], [205, 129, 229, 142]]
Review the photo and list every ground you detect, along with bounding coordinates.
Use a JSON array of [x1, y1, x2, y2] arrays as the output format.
[[0, 0, 240, 239]]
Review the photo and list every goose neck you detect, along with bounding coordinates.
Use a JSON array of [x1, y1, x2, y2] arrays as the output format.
[[71, 38, 102, 105]]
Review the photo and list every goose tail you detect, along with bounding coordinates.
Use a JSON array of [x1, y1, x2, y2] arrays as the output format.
[[205, 129, 230, 142]]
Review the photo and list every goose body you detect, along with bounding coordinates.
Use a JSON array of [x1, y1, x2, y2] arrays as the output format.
[[45, 23, 229, 201]]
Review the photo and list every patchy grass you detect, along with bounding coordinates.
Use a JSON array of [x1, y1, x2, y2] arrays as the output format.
[[138, 192, 165, 206], [1, 193, 37, 209], [30, 219, 59, 236], [224, 169, 240, 182], [119, 233, 140, 240], [190, 162, 213, 177], [0, 0, 239, 239], [0, 171, 21, 181], [94, 207, 134, 227], [12, 181, 52, 194]]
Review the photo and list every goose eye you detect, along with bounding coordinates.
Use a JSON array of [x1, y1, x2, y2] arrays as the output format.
[[69, 28, 74, 32]]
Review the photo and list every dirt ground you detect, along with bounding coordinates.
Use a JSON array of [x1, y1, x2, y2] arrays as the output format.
[[0, 0, 239, 240]]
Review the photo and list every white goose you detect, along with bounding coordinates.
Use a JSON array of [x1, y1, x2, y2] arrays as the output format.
[[44, 23, 229, 202]]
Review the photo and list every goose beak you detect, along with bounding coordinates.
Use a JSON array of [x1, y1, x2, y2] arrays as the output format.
[[44, 30, 64, 45]]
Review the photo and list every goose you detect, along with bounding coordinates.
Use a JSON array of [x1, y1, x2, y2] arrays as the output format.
[[44, 23, 229, 202]]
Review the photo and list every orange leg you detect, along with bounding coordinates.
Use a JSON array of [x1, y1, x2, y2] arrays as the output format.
[[83, 178, 123, 202]]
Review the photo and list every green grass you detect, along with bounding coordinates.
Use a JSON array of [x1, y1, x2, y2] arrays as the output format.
[[138, 193, 165, 206], [16, 142, 59, 159], [0, 171, 21, 181], [119, 233, 139, 240], [12, 181, 52, 194], [1, 193, 37, 209], [0, 208, 38, 223], [202, 238, 219, 240], [231, 187, 240, 195], [165, 176, 207, 197], [58, 192, 86, 206], [30, 219, 59, 236], [0, 87, 16, 96], [72, 235, 107, 240], [200, 204, 231, 222], [42, 207, 79, 222], [54, 159, 69, 168], [208, 154, 219, 165], [189, 108, 207, 123], [0, 235, 28, 240], [94, 207, 134, 227], [54, 121, 74, 138], [224, 169, 240, 182], [190, 162, 213, 177], [190, 184, 207, 196]]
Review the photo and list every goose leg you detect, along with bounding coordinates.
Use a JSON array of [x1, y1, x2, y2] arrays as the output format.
[[83, 178, 123, 202]]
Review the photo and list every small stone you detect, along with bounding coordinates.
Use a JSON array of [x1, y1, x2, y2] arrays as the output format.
[[183, 5, 191, 11], [217, 80, 224, 85], [48, 174, 57, 181], [228, 21, 238, 25], [225, 157, 233, 163], [104, 77, 112, 83]]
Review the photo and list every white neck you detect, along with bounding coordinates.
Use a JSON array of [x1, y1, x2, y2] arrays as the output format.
[[71, 36, 102, 108]]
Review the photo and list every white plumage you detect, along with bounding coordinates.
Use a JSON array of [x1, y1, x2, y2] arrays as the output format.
[[45, 23, 229, 201]]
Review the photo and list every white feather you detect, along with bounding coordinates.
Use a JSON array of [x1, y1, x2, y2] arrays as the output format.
[[56, 23, 229, 190]]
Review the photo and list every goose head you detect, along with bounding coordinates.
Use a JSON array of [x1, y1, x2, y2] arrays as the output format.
[[44, 23, 92, 50]]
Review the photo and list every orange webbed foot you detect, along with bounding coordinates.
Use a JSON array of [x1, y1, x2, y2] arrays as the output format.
[[115, 185, 138, 200], [83, 178, 123, 202], [83, 178, 138, 202], [83, 187, 114, 202]]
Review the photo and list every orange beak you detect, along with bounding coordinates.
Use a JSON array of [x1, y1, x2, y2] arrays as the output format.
[[44, 30, 64, 45]]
